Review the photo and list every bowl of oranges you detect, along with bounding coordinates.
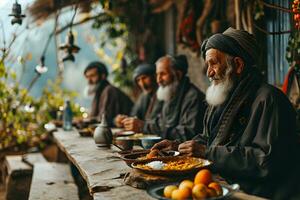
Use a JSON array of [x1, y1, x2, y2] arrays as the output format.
[[147, 169, 239, 200]]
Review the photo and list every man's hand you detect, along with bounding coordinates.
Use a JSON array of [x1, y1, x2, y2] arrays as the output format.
[[178, 140, 206, 158], [151, 139, 180, 151], [122, 117, 144, 133], [114, 114, 128, 128]]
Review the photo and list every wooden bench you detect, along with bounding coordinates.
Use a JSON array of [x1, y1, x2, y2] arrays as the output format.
[[2, 153, 47, 200], [28, 162, 79, 200]]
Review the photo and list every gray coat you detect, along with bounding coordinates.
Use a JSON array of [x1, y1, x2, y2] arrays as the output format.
[[143, 77, 206, 142]]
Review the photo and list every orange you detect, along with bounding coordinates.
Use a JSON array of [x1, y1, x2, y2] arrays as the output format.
[[206, 188, 218, 198], [192, 183, 208, 199], [171, 188, 191, 200], [194, 169, 212, 185], [178, 180, 194, 190], [208, 182, 223, 196], [164, 185, 178, 198]]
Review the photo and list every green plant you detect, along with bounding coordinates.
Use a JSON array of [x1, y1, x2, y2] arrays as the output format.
[[0, 60, 81, 151]]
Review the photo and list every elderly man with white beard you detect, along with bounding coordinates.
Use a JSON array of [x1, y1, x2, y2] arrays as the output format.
[[152, 28, 300, 199], [136, 55, 207, 142]]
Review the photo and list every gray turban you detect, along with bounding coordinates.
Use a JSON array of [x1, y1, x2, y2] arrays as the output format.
[[133, 63, 155, 81], [201, 27, 259, 65]]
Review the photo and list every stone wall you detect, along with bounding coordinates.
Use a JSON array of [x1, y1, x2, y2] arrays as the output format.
[[177, 45, 209, 94]]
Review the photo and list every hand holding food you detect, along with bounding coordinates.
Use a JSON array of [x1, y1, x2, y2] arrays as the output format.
[[151, 139, 180, 151]]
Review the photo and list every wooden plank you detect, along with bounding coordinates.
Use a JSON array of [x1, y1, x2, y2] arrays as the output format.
[[28, 162, 78, 200], [22, 153, 47, 167], [53, 129, 129, 195], [93, 185, 155, 200], [4, 155, 33, 200], [5, 155, 32, 177]]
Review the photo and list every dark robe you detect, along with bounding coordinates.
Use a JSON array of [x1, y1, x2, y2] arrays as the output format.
[[91, 80, 133, 126], [144, 77, 206, 142], [130, 92, 163, 121], [195, 67, 300, 199]]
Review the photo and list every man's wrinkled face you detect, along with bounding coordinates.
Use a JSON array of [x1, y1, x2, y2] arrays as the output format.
[[205, 49, 229, 85], [205, 49, 236, 106], [85, 68, 100, 85], [136, 74, 155, 94], [156, 60, 175, 87]]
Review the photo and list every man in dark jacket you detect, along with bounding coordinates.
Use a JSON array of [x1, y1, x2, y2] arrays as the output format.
[[152, 28, 300, 199], [84, 61, 133, 126], [115, 63, 162, 131], [141, 55, 206, 142]]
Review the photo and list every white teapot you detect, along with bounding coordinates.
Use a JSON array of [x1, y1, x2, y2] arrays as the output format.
[[93, 114, 112, 147]]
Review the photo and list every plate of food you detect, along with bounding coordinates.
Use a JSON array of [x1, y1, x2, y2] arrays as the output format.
[[147, 182, 239, 200], [131, 156, 212, 175], [147, 168, 239, 200], [121, 149, 180, 167]]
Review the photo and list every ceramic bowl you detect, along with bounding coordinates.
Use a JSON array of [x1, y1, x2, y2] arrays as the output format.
[[140, 136, 162, 149]]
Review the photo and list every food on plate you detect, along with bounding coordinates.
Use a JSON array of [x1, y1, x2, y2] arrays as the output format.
[[171, 187, 191, 200], [163, 185, 178, 198], [194, 169, 212, 185], [136, 157, 204, 170], [145, 161, 165, 170], [208, 182, 223, 196], [163, 169, 223, 199], [146, 149, 160, 159], [192, 183, 208, 199], [178, 180, 194, 190]]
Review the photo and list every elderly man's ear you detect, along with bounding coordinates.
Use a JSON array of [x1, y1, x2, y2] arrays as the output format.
[[234, 57, 245, 75]]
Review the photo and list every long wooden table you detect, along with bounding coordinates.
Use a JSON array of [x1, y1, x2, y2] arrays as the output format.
[[53, 129, 266, 200]]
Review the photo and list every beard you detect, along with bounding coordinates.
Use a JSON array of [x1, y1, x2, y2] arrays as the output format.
[[83, 83, 100, 98], [156, 80, 179, 102], [206, 62, 235, 106]]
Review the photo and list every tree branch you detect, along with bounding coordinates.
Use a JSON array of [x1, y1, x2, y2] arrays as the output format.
[[260, 1, 292, 13], [254, 23, 291, 35], [55, 12, 107, 35]]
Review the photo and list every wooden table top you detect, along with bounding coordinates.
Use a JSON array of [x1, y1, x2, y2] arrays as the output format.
[[53, 128, 266, 200], [53, 128, 154, 200]]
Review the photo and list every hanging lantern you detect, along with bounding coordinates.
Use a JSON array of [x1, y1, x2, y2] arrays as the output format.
[[8, 1, 26, 25], [35, 56, 48, 74], [59, 30, 80, 62]]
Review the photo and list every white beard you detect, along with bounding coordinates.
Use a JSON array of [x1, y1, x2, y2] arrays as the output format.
[[156, 81, 179, 102], [206, 78, 234, 106], [83, 83, 98, 98]]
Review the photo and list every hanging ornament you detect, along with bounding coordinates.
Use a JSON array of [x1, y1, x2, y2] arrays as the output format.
[[8, 1, 26, 25], [59, 30, 80, 62], [59, 6, 80, 62], [35, 56, 48, 74]]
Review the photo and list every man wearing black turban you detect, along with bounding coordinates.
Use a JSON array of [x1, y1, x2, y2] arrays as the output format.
[[152, 28, 300, 199], [115, 63, 162, 132]]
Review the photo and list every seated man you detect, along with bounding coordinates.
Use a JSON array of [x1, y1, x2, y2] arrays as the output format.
[[140, 55, 206, 142], [115, 63, 163, 131], [152, 28, 300, 199], [84, 61, 133, 126]]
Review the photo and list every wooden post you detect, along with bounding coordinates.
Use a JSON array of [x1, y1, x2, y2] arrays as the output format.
[[235, 0, 241, 30]]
